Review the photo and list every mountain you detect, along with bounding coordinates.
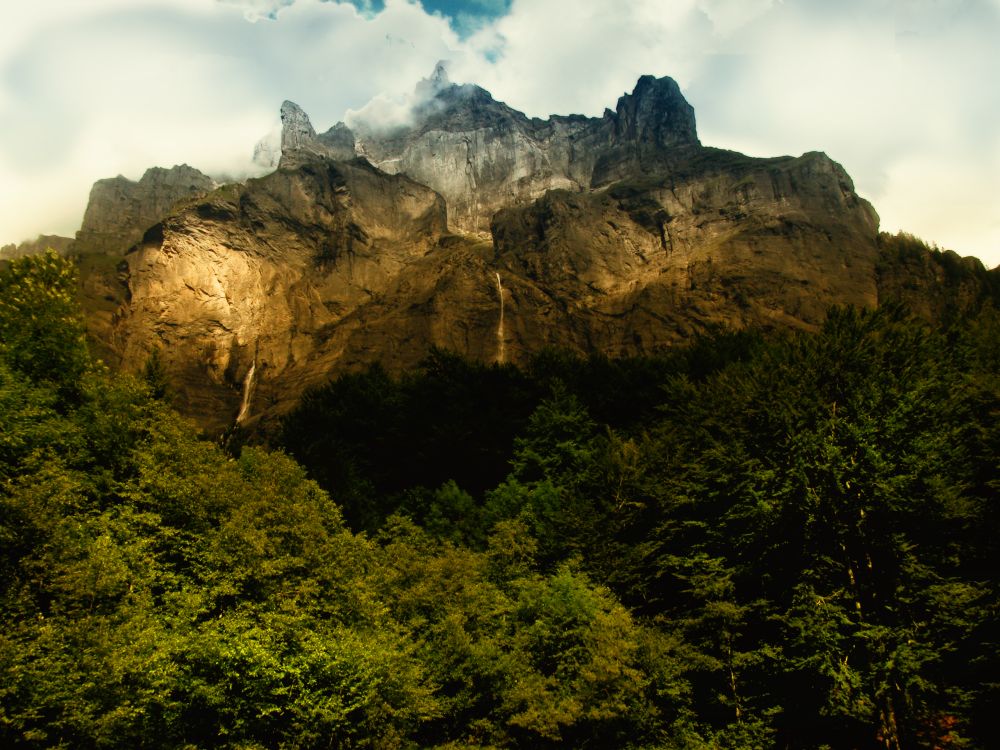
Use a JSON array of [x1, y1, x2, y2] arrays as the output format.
[[0, 234, 74, 260], [61, 67, 995, 433], [280, 62, 703, 236], [74, 165, 217, 256]]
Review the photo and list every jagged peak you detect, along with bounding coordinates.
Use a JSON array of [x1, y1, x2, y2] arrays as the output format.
[[413, 60, 479, 108], [91, 164, 212, 189], [281, 100, 316, 136], [280, 100, 320, 160], [613, 74, 699, 147], [280, 99, 309, 117], [430, 60, 451, 88], [139, 164, 212, 182]]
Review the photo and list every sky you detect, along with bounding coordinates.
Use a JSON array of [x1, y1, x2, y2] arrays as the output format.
[[1, 0, 998, 267]]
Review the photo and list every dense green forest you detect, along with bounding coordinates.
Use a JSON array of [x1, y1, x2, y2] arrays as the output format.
[[2, 250, 999, 748]]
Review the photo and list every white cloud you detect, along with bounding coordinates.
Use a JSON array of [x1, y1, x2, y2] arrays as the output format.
[[453, 0, 712, 118], [1, 0, 998, 268], [0, 0, 462, 246], [456, 0, 1000, 265]]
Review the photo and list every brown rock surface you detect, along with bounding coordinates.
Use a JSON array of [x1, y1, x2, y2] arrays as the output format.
[[110, 148, 881, 432], [490, 148, 881, 358], [98, 72, 948, 434], [113, 159, 448, 432]]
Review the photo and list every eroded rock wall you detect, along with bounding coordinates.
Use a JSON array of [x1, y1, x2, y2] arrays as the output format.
[[113, 159, 447, 432], [74, 165, 216, 256], [103, 71, 897, 433], [283, 68, 701, 236]]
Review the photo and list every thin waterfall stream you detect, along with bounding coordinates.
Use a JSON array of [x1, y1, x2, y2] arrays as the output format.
[[236, 359, 257, 425], [495, 271, 506, 364]]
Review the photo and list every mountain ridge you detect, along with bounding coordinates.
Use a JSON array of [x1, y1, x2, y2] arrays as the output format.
[[274, 65, 702, 236], [32, 67, 997, 433]]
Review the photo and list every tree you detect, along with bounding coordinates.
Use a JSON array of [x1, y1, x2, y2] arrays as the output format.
[[641, 306, 991, 746], [0, 249, 90, 399]]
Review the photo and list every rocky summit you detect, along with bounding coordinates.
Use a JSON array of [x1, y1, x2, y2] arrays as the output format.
[[75, 165, 217, 257], [279, 63, 702, 237], [59, 66, 991, 433]]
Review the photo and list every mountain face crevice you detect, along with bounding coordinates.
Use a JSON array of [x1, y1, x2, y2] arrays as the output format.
[[52, 67, 987, 433]]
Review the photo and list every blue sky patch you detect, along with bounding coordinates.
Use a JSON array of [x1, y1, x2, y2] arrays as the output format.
[[331, 0, 511, 36]]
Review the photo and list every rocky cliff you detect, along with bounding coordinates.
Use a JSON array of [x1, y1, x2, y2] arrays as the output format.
[[101, 70, 901, 432], [112, 159, 450, 432], [74, 165, 216, 256], [0, 234, 74, 260], [69, 66, 992, 435], [489, 148, 880, 356], [279, 64, 701, 236]]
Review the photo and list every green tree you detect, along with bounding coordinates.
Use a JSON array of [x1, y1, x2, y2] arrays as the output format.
[[642, 307, 991, 746], [0, 249, 90, 398]]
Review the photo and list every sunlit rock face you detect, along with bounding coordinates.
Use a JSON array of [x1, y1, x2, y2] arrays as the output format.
[[103, 69, 891, 432], [490, 150, 880, 357], [113, 159, 454, 432]]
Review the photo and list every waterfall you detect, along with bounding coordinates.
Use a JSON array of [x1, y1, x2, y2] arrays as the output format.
[[495, 271, 506, 364], [236, 359, 256, 425]]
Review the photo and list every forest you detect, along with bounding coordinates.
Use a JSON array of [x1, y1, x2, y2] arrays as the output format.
[[1, 249, 998, 748]]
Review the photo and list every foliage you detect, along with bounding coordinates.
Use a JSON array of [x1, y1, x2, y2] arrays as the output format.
[[1, 249, 998, 747], [0, 249, 90, 398]]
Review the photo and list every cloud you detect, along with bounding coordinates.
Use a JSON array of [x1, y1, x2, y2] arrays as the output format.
[[451, 0, 712, 118], [329, 0, 513, 36], [1, 0, 998, 267], [452, 0, 1000, 265], [344, 60, 454, 133], [0, 0, 462, 247]]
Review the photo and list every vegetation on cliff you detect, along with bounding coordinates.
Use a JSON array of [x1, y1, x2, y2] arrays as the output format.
[[2, 251, 999, 748]]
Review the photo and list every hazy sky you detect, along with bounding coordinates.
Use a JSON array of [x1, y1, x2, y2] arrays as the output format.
[[2, 0, 998, 267]]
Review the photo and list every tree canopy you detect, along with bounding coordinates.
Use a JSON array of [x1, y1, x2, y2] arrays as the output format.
[[1, 250, 998, 747]]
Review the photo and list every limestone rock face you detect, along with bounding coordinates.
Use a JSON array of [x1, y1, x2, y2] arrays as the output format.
[[113, 159, 448, 432], [490, 149, 880, 358], [0, 235, 74, 260], [284, 69, 701, 236], [74, 165, 216, 255], [103, 70, 897, 432], [278, 101, 356, 168]]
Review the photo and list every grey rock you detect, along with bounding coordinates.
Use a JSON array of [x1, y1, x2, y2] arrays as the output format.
[[278, 101, 356, 167], [74, 164, 216, 256], [288, 70, 701, 235]]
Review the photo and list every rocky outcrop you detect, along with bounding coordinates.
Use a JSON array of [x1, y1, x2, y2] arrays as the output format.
[[277, 102, 357, 168], [74, 165, 216, 256], [113, 159, 448, 432], [101, 69, 898, 433], [0, 234, 74, 260], [282, 64, 701, 236], [876, 232, 1000, 318], [489, 148, 880, 356]]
